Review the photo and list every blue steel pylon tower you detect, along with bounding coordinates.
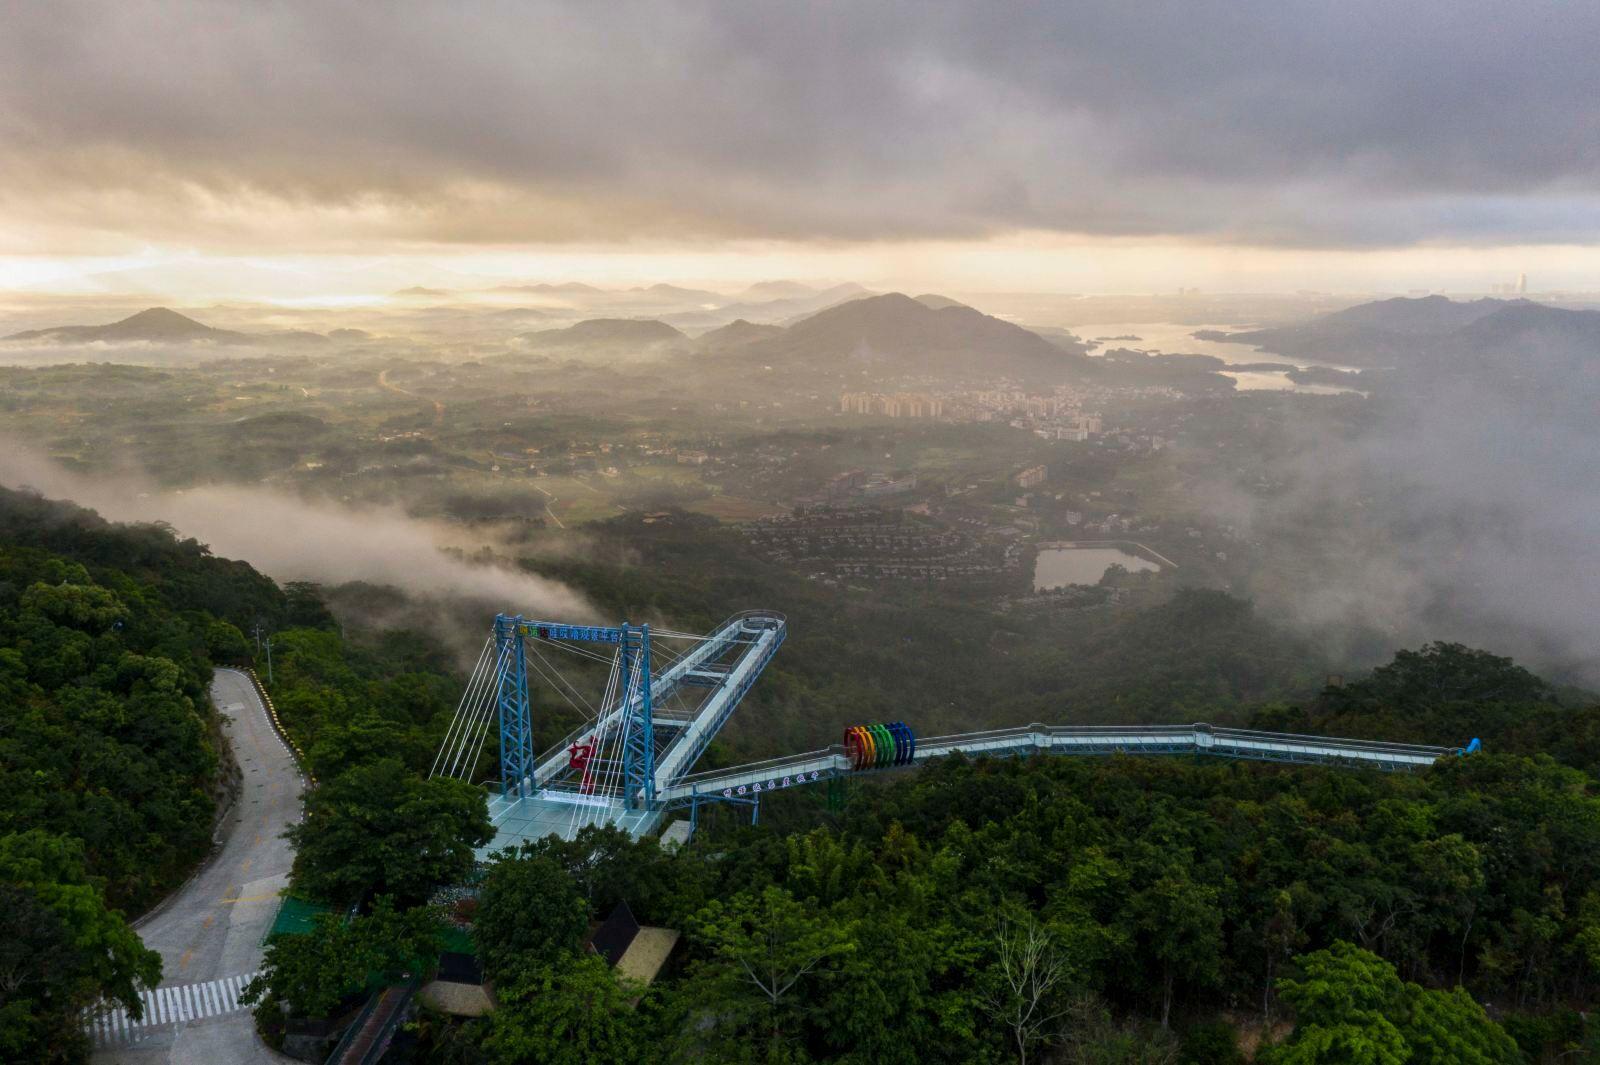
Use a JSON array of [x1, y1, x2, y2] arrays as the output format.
[[493, 614, 532, 798], [491, 616, 656, 807], [618, 623, 655, 809]]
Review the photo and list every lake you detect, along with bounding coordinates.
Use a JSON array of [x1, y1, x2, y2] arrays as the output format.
[[1034, 545, 1160, 590], [1067, 321, 1362, 394]]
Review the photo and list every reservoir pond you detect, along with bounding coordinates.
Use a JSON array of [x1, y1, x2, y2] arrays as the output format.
[[1034, 546, 1160, 590]]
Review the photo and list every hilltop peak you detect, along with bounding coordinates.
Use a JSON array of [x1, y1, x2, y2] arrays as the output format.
[[4, 305, 231, 343], [102, 307, 222, 339], [120, 306, 210, 327]]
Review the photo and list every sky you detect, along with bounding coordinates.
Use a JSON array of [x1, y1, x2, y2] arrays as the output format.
[[4, 0, 1600, 297]]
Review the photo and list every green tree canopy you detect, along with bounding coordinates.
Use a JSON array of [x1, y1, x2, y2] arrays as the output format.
[[1265, 942, 1518, 1065], [482, 954, 645, 1065], [0, 831, 161, 1061], [474, 851, 591, 981], [242, 896, 442, 1020], [693, 885, 856, 1055], [288, 758, 491, 908]]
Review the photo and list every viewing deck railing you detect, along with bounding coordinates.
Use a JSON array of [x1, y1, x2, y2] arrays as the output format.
[[660, 722, 1460, 802]]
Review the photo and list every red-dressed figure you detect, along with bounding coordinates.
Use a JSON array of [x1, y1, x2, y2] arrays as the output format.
[[569, 739, 597, 793]]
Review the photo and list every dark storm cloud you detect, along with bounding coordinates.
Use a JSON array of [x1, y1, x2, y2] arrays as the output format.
[[2, 0, 1598, 247]]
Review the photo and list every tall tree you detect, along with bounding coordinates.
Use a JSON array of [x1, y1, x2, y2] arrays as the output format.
[[1399, 984, 1520, 1065], [483, 954, 644, 1065], [1266, 942, 1409, 1065], [473, 852, 590, 981], [0, 831, 161, 1062], [287, 758, 491, 908], [241, 896, 442, 1020], [1129, 858, 1224, 1028], [980, 914, 1074, 1065], [694, 885, 855, 1054]]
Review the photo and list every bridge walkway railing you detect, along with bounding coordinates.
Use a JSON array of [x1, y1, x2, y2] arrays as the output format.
[[659, 722, 1457, 802], [529, 610, 785, 791]]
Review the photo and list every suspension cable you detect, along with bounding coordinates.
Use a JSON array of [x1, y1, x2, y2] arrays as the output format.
[[448, 639, 504, 778], [526, 641, 597, 718], [430, 638, 493, 778], [446, 640, 508, 780]]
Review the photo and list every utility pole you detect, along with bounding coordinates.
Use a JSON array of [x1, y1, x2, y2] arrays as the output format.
[[252, 623, 274, 684]]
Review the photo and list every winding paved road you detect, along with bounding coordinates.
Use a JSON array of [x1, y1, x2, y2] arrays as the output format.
[[92, 668, 304, 1064]]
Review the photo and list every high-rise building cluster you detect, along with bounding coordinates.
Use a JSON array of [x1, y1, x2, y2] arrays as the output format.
[[840, 386, 1104, 440], [840, 392, 944, 418], [1014, 464, 1048, 488]]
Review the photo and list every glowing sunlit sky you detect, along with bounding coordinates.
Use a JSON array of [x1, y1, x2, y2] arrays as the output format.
[[5, 1, 1600, 299]]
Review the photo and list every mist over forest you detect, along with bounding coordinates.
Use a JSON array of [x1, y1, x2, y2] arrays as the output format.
[[8, 4, 1600, 1063], [3, 284, 1595, 689]]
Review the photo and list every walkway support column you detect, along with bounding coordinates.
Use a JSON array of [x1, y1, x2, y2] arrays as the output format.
[[619, 623, 656, 809], [495, 614, 532, 798]]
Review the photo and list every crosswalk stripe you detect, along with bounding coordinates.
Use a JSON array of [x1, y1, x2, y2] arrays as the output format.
[[83, 971, 262, 1048]]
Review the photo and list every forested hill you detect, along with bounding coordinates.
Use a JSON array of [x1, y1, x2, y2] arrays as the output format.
[[0, 485, 298, 631], [385, 642, 1600, 1064], [9, 487, 1600, 1063], [0, 488, 473, 1061], [0, 490, 328, 1059], [1252, 641, 1600, 776]]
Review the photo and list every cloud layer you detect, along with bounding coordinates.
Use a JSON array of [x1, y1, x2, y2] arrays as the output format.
[[4, 1, 1599, 252], [0, 445, 596, 625]]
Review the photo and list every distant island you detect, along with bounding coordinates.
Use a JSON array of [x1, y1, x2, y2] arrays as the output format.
[[1285, 365, 1364, 387]]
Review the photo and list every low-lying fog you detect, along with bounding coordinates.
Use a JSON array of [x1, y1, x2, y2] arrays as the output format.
[[0, 445, 596, 634]]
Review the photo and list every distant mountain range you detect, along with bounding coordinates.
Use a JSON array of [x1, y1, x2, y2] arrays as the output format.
[[697, 292, 1089, 378], [1221, 296, 1600, 371], [3, 307, 326, 346], [913, 293, 971, 311], [518, 317, 688, 359], [670, 283, 877, 329], [737, 280, 818, 300], [483, 278, 876, 329], [693, 319, 786, 354], [629, 283, 725, 305], [506, 293, 1086, 379], [494, 282, 606, 297]]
